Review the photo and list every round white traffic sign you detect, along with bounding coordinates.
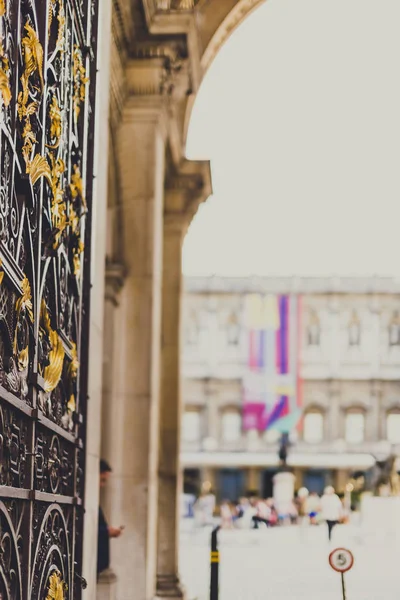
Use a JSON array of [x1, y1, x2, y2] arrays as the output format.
[[329, 548, 354, 573]]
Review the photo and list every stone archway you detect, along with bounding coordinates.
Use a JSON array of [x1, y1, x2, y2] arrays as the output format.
[[96, 2, 268, 600]]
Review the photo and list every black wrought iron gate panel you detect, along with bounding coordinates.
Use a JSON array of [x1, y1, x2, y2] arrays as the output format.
[[0, 0, 98, 598]]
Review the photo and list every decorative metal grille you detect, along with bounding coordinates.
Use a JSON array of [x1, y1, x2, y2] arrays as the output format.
[[0, 0, 98, 598]]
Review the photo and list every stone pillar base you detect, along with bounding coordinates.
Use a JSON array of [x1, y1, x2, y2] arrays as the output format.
[[154, 575, 186, 599], [97, 569, 118, 600], [273, 471, 295, 517]]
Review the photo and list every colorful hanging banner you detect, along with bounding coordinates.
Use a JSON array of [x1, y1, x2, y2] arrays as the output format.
[[242, 294, 302, 432]]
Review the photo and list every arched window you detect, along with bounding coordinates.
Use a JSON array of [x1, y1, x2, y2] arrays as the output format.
[[303, 411, 324, 444], [345, 411, 365, 444], [307, 311, 321, 346], [185, 311, 199, 345], [348, 311, 361, 347], [182, 410, 201, 443], [221, 410, 242, 442], [387, 412, 400, 444], [388, 312, 400, 347], [226, 312, 240, 346]]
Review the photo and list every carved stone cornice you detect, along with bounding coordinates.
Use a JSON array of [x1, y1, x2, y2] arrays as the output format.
[[126, 49, 187, 98], [140, 0, 202, 92], [105, 261, 126, 306], [156, 0, 199, 9]]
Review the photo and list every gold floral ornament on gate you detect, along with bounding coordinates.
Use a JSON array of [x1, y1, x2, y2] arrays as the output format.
[[61, 341, 79, 428], [46, 570, 68, 600], [72, 46, 88, 122], [48, 0, 66, 53], [13, 277, 34, 371], [39, 300, 65, 393], [17, 22, 44, 173], [0, 44, 11, 107], [29, 153, 68, 248], [46, 95, 62, 149]]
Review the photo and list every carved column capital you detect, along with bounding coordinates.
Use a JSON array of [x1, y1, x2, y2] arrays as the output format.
[[105, 262, 126, 306], [164, 159, 212, 235]]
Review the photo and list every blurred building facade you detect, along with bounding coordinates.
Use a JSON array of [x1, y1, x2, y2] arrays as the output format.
[[181, 276, 400, 499]]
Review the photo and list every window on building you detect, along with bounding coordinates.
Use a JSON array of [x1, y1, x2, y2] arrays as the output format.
[[387, 413, 400, 444], [389, 312, 400, 346], [182, 410, 201, 443], [221, 410, 241, 442], [348, 311, 361, 347], [226, 312, 240, 346], [303, 412, 324, 444], [345, 411, 365, 444], [307, 311, 321, 346], [185, 311, 198, 345]]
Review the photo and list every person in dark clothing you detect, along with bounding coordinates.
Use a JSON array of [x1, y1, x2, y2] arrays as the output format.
[[98, 459, 124, 576]]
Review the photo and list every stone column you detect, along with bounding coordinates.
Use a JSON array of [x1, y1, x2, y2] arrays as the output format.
[[100, 263, 125, 518], [155, 212, 186, 599], [112, 92, 168, 600], [155, 166, 211, 600]]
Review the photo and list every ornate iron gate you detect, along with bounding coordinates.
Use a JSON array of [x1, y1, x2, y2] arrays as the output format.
[[0, 0, 98, 597]]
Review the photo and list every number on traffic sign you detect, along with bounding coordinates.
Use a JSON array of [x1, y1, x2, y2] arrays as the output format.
[[329, 548, 354, 573]]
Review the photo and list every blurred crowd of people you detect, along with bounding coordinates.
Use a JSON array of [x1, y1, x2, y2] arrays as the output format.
[[192, 485, 347, 541]]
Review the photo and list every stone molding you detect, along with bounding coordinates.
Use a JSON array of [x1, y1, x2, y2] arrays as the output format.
[[164, 159, 212, 233], [183, 275, 400, 295], [105, 261, 126, 305], [98, 568, 118, 584], [154, 574, 186, 599]]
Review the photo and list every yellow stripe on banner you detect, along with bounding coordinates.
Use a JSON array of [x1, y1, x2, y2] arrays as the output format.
[[264, 295, 280, 329], [246, 294, 264, 328]]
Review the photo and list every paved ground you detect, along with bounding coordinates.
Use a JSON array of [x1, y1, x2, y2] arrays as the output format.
[[179, 519, 400, 599]]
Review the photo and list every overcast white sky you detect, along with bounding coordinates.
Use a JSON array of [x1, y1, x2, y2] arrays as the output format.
[[183, 0, 400, 278]]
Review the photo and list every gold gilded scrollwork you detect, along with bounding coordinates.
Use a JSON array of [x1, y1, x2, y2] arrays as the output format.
[[14, 277, 34, 372], [40, 300, 65, 393], [29, 153, 68, 248], [47, 95, 62, 149], [16, 277, 34, 323], [48, 155, 67, 247], [0, 1, 5, 17], [72, 46, 88, 122], [20, 23, 44, 92], [0, 259, 4, 285], [0, 44, 11, 107], [72, 240, 84, 278], [30, 154, 52, 187], [49, 0, 65, 53], [70, 164, 86, 210], [17, 22, 44, 172], [46, 570, 67, 600]]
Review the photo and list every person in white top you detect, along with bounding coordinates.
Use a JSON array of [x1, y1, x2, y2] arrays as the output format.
[[320, 486, 343, 541]]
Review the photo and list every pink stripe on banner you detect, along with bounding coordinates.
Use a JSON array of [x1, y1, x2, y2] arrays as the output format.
[[258, 330, 265, 369], [243, 403, 265, 431]]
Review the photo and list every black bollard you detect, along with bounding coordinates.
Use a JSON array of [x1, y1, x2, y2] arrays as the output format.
[[210, 526, 221, 600]]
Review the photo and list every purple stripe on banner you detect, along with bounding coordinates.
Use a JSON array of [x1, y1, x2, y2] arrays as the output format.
[[266, 396, 287, 429], [280, 296, 288, 374]]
